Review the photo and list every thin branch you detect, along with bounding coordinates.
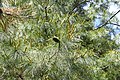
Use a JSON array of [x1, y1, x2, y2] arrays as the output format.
[[108, 22, 120, 27], [95, 9, 120, 30], [70, 0, 90, 14]]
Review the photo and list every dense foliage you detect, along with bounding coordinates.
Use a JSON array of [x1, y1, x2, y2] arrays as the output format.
[[0, 0, 120, 80]]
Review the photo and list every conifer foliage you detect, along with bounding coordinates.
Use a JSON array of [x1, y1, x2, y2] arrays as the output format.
[[0, 0, 120, 80]]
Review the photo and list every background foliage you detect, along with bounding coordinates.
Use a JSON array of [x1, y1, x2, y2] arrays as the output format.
[[0, 0, 120, 80]]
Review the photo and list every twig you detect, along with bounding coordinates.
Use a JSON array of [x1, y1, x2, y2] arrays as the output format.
[[48, 52, 57, 61], [95, 9, 120, 30], [108, 22, 120, 27], [71, 0, 90, 14]]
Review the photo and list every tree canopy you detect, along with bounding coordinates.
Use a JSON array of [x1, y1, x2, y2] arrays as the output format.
[[0, 0, 120, 80]]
